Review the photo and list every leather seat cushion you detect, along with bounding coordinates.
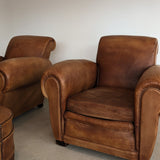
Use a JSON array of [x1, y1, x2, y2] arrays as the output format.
[[67, 87, 134, 122]]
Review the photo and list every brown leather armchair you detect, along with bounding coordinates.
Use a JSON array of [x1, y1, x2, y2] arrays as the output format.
[[0, 35, 56, 117], [41, 35, 159, 160]]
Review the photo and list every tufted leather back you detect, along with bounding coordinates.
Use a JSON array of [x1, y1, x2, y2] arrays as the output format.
[[96, 36, 158, 89], [5, 35, 56, 59]]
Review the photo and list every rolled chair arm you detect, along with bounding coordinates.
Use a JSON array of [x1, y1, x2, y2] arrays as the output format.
[[5, 36, 56, 59], [135, 65, 160, 153], [0, 57, 52, 92], [41, 59, 97, 100], [136, 65, 160, 91], [41, 59, 97, 140]]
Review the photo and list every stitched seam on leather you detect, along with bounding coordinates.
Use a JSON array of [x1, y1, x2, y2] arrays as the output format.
[[40, 39, 50, 57], [0, 128, 2, 140], [96, 37, 103, 86], [0, 112, 13, 140], [41, 39, 55, 58], [1, 130, 14, 160], [43, 75, 63, 139], [0, 113, 13, 126], [1, 138, 3, 160], [41, 75, 49, 98], [42, 74, 61, 97], [1, 127, 14, 142], [152, 39, 158, 64], [44, 75, 62, 108], [0, 71, 6, 92], [65, 117, 133, 132]]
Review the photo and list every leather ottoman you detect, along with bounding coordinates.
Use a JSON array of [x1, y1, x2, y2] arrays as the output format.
[[0, 107, 14, 160]]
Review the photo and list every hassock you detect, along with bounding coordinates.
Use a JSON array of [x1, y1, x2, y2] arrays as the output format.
[[0, 107, 14, 160]]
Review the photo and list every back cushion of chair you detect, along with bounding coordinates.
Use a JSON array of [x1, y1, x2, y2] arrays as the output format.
[[5, 36, 56, 59], [96, 36, 158, 89]]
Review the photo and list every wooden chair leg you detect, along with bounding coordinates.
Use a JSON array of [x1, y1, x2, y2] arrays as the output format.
[[56, 140, 68, 147], [37, 103, 43, 108]]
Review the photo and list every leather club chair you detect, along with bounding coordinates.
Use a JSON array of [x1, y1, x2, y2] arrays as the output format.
[[0, 35, 56, 117], [41, 35, 159, 160]]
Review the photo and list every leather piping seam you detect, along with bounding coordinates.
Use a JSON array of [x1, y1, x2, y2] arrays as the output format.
[[43, 74, 61, 107], [66, 107, 133, 122], [1, 129, 14, 160], [0, 71, 6, 92], [1, 139, 2, 160], [42, 74, 60, 98], [96, 37, 103, 86], [0, 114, 13, 140], [41, 39, 55, 57], [0, 114, 14, 127], [65, 116, 134, 132], [151, 40, 158, 64], [0, 128, 14, 142], [43, 74, 63, 137]]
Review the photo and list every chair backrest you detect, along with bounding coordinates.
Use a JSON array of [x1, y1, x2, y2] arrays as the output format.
[[5, 35, 56, 59], [96, 35, 158, 89]]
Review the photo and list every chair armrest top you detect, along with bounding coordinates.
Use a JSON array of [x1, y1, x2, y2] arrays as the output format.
[[0, 57, 52, 92], [136, 65, 160, 91], [41, 59, 97, 98]]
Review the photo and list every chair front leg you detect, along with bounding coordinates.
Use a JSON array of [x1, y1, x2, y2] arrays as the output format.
[[45, 76, 63, 141]]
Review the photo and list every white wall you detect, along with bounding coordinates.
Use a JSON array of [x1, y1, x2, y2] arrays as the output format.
[[0, 0, 12, 55], [1, 0, 160, 63]]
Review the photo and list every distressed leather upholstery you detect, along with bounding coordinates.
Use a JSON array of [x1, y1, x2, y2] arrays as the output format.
[[0, 35, 55, 117], [67, 87, 134, 122], [0, 57, 51, 92], [41, 35, 159, 160], [0, 107, 14, 160], [97, 36, 157, 89], [5, 35, 55, 58]]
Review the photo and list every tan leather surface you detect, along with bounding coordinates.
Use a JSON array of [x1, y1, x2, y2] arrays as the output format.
[[43, 77, 62, 141], [67, 87, 134, 122], [64, 111, 138, 159], [0, 57, 51, 92], [0, 35, 55, 117], [0, 107, 14, 160], [42, 60, 97, 113], [1, 118, 13, 142], [41, 60, 97, 140], [0, 107, 13, 140], [0, 107, 13, 124], [0, 82, 43, 117], [136, 65, 160, 90], [43, 35, 159, 160], [5, 35, 56, 59], [65, 111, 135, 151], [97, 36, 158, 89], [135, 65, 160, 152], [1, 131, 14, 160]]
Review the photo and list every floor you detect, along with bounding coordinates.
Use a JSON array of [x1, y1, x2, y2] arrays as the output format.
[[13, 100, 160, 160]]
